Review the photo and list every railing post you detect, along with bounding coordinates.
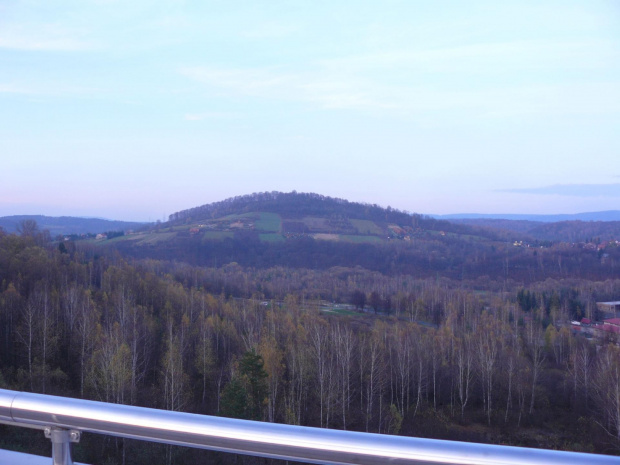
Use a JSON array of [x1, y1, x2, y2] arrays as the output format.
[[44, 427, 80, 465]]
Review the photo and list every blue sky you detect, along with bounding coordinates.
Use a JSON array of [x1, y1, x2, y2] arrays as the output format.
[[1, 1, 619, 221]]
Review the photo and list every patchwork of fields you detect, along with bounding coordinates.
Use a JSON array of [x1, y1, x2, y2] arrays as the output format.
[[90, 211, 419, 246]]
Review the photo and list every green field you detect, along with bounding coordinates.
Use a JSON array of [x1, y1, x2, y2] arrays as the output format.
[[136, 232, 177, 245], [98, 234, 135, 244], [255, 212, 282, 232], [156, 225, 186, 233], [350, 219, 383, 235], [340, 234, 383, 244], [322, 307, 359, 316], [88, 234, 147, 245]]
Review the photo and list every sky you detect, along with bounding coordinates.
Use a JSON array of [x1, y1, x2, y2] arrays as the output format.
[[1, 1, 619, 222]]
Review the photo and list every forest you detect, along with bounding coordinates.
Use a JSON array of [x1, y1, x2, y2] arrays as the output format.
[[113, 229, 620, 283], [451, 217, 620, 243], [2, 221, 620, 464]]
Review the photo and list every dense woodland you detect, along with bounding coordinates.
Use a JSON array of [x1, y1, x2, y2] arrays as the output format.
[[114, 226, 620, 283], [169, 192, 418, 225], [3, 199, 620, 463], [452, 218, 620, 243]]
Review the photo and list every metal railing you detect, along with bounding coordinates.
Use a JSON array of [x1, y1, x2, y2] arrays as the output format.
[[1, 388, 619, 465]]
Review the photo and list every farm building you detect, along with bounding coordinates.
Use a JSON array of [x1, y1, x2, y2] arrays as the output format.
[[597, 301, 620, 318]]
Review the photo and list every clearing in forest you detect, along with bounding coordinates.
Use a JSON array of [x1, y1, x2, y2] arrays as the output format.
[[350, 219, 383, 235]]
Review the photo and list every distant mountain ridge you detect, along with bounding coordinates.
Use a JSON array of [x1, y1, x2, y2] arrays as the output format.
[[442, 218, 620, 243], [434, 210, 620, 222], [0, 215, 148, 236]]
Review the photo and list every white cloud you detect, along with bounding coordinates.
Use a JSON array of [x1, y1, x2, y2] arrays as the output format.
[[0, 83, 33, 94], [178, 31, 620, 118], [502, 184, 620, 197], [179, 66, 395, 112], [181, 67, 292, 94], [0, 25, 95, 51], [321, 38, 618, 75], [241, 22, 299, 39], [179, 61, 620, 119], [184, 112, 239, 121], [0, 81, 106, 97]]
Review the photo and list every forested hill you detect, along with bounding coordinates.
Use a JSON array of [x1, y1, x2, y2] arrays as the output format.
[[166, 191, 488, 237], [0, 215, 147, 236], [168, 191, 414, 224], [82, 191, 620, 282]]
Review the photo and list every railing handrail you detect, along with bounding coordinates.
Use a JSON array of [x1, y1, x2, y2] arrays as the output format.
[[1, 388, 618, 465]]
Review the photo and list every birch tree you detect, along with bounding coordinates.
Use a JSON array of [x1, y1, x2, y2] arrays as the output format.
[[455, 332, 474, 419], [524, 320, 546, 415], [593, 344, 620, 442]]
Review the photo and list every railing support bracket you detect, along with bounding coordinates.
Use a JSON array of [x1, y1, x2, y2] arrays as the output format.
[[44, 426, 80, 465]]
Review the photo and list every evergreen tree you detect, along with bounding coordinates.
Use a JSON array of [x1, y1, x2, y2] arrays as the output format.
[[220, 350, 268, 420]]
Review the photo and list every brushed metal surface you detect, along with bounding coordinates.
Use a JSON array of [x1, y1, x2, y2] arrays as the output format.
[[0, 388, 18, 423], [1, 389, 618, 465]]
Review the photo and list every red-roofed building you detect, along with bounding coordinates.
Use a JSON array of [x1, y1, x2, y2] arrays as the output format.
[[589, 322, 620, 342], [597, 301, 620, 319]]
